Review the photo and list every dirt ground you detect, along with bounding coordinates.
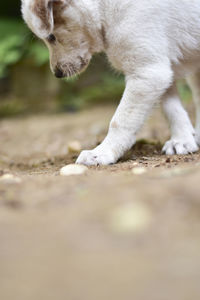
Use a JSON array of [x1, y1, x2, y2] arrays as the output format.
[[1, 104, 200, 300]]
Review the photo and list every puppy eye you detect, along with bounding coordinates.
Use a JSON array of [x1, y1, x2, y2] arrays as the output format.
[[47, 34, 56, 43]]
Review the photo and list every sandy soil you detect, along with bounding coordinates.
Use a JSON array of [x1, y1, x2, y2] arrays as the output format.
[[0, 104, 200, 300]]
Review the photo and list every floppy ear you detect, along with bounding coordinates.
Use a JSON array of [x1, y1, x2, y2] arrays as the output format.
[[33, 0, 70, 32], [22, 0, 70, 38], [32, 0, 59, 33]]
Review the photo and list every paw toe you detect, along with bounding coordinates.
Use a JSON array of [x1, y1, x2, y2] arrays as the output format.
[[76, 150, 99, 166], [76, 149, 116, 166], [162, 139, 199, 155]]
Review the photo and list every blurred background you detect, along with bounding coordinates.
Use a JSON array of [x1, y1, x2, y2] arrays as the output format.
[[0, 0, 192, 118]]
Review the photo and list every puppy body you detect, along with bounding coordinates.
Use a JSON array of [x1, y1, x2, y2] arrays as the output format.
[[22, 0, 200, 165]]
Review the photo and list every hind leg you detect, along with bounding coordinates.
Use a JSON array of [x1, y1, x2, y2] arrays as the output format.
[[162, 84, 198, 155], [187, 71, 200, 145]]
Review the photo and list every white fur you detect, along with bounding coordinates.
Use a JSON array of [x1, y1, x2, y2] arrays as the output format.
[[22, 0, 200, 165]]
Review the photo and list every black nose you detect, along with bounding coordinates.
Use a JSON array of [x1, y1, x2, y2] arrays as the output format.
[[54, 68, 64, 78]]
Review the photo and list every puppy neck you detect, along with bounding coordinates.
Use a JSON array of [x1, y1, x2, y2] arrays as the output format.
[[77, 0, 107, 53]]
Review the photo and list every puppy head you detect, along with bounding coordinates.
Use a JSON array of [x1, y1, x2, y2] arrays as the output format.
[[22, 0, 93, 78]]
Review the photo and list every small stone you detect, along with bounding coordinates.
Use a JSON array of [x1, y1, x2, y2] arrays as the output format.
[[132, 167, 147, 175], [68, 141, 82, 153], [60, 164, 88, 176], [154, 164, 161, 168], [141, 156, 151, 161], [0, 174, 21, 184]]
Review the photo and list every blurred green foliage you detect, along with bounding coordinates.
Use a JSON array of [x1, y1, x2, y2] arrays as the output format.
[[0, 19, 49, 78], [177, 80, 192, 102], [0, 19, 27, 78]]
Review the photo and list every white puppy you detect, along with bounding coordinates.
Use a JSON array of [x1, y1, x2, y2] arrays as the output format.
[[22, 0, 200, 165]]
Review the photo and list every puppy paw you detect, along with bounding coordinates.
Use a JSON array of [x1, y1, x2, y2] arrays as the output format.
[[162, 137, 199, 155], [76, 149, 116, 166]]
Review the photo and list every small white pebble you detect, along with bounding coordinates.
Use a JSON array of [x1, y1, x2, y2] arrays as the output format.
[[132, 167, 147, 175], [0, 174, 21, 184], [68, 141, 82, 153], [60, 164, 88, 176]]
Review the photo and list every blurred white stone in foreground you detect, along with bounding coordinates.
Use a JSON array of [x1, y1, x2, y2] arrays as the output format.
[[132, 167, 147, 175], [60, 164, 88, 176], [0, 174, 22, 184], [68, 141, 82, 153], [109, 202, 152, 234]]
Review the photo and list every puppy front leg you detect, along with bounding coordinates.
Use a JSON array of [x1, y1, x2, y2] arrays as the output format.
[[77, 63, 172, 166]]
